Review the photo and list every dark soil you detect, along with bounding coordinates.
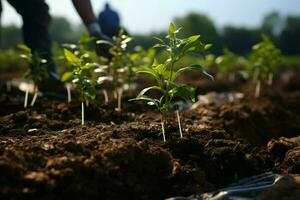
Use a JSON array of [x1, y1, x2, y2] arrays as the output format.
[[0, 71, 300, 200]]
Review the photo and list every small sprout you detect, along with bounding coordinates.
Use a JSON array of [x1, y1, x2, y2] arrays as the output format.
[[108, 30, 133, 110], [62, 49, 97, 125], [249, 35, 283, 97], [18, 44, 48, 108], [216, 48, 241, 82], [131, 23, 213, 141]]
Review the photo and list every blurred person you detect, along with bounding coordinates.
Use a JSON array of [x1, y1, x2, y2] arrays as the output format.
[[98, 2, 126, 38], [0, 0, 111, 85]]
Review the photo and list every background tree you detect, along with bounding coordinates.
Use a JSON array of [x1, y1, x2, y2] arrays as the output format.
[[0, 25, 22, 49], [279, 16, 300, 55], [50, 16, 82, 44], [261, 11, 283, 38], [175, 13, 221, 53], [222, 26, 261, 55]]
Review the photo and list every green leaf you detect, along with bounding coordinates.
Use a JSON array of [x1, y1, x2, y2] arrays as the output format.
[[136, 86, 164, 97], [23, 71, 31, 80], [154, 37, 165, 45], [84, 81, 96, 100], [17, 44, 31, 53], [64, 49, 79, 64], [154, 64, 167, 75], [121, 37, 132, 45], [61, 72, 73, 82], [173, 64, 214, 81], [169, 84, 196, 102], [182, 38, 202, 54], [129, 95, 160, 107], [153, 44, 165, 48], [187, 35, 201, 43], [137, 67, 158, 80], [204, 44, 212, 50], [169, 23, 176, 35]]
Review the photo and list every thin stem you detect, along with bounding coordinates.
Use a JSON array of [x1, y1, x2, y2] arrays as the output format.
[[255, 80, 261, 98], [115, 88, 123, 112], [176, 110, 183, 138], [66, 84, 71, 103], [267, 73, 273, 86], [161, 118, 166, 143], [102, 89, 108, 105], [161, 111, 168, 142], [80, 88, 85, 125], [30, 86, 38, 107], [81, 102, 85, 125], [24, 89, 29, 108], [113, 90, 118, 99], [252, 68, 260, 83], [168, 60, 176, 84]]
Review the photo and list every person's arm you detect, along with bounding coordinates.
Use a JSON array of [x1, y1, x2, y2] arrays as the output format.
[[71, 0, 112, 59], [72, 0, 96, 25], [71, 0, 100, 34]]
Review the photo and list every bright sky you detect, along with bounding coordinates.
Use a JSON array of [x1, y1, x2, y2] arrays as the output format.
[[1, 0, 300, 34]]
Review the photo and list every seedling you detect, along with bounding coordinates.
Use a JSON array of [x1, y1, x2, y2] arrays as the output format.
[[216, 48, 242, 82], [108, 30, 133, 111], [131, 23, 213, 142], [250, 35, 282, 97], [62, 49, 98, 125], [18, 44, 48, 108]]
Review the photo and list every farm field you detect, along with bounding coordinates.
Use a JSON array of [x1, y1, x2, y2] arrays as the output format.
[[0, 24, 300, 200], [1, 68, 300, 200]]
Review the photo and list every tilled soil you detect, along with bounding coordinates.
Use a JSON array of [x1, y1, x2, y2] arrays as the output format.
[[0, 72, 300, 200]]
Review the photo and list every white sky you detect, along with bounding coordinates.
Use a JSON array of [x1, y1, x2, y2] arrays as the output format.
[[1, 0, 300, 34]]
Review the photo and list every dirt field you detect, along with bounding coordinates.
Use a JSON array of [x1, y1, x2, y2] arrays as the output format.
[[0, 71, 300, 200]]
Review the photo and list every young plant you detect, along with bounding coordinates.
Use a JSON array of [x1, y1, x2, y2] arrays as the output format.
[[131, 23, 213, 142], [250, 35, 282, 97], [216, 48, 243, 82], [18, 44, 48, 108], [107, 30, 133, 111], [62, 49, 97, 125]]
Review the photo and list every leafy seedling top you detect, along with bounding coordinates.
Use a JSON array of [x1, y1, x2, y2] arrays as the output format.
[[250, 35, 282, 81], [62, 49, 98, 102], [108, 30, 133, 91], [18, 44, 48, 87], [132, 23, 213, 136]]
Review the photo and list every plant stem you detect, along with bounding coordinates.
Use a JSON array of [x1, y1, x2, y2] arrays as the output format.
[[161, 121, 166, 143], [30, 86, 38, 107], [66, 84, 71, 103], [24, 88, 29, 108], [161, 112, 167, 142], [102, 89, 108, 105], [253, 68, 260, 83], [113, 90, 118, 99], [80, 89, 85, 125], [168, 60, 176, 84], [176, 110, 183, 138], [81, 102, 85, 125], [255, 80, 261, 98], [116, 88, 123, 112], [267, 73, 273, 86]]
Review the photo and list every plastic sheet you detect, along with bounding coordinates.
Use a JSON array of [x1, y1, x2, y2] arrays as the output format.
[[166, 172, 283, 200]]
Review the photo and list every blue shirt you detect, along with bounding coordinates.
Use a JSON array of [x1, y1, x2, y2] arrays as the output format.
[[98, 7, 120, 38]]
